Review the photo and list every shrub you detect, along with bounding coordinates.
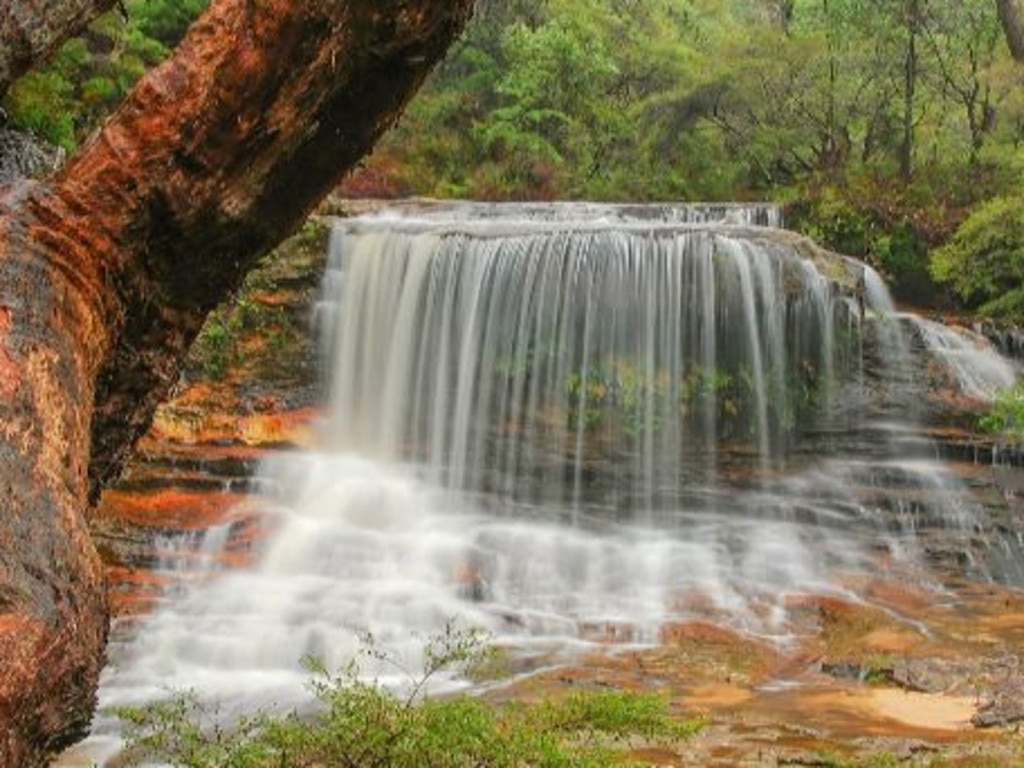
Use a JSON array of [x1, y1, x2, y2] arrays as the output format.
[[1, 0, 208, 150], [979, 381, 1024, 444], [787, 183, 934, 295], [115, 625, 703, 768], [930, 195, 1024, 319], [192, 313, 234, 380]]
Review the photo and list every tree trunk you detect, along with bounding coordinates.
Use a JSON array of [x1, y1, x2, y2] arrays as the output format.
[[997, 0, 1024, 62], [0, 0, 116, 101], [900, 0, 920, 182], [0, 0, 474, 764], [773, 0, 795, 32]]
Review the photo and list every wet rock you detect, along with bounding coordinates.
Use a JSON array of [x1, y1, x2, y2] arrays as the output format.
[[992, 465, 1024, 504], [890, 659, 962, 693], [820, 661, 869, 682], [975, 320, 1024, 362], [90, 224, 327, 611], [971, 657, 1024, 728], [972, 688, 1024, 727]]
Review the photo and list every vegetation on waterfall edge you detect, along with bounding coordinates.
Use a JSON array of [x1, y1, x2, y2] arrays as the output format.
[[564, 355, 835, 440], [111, 625, 704, 768], [980, 380, 1024, 443], [929, 194, 1024, 320], [190, 218, 327, 381]]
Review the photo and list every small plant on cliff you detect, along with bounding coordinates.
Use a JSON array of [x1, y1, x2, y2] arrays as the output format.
[[115, 624, 703, 767], [192, 312, 236, 380], [979, 381, 1024, 445]]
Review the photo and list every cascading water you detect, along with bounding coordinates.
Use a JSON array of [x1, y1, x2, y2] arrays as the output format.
[[67, 202, 1022, 765], [906, 315, 1018, 399], [324, 213, 842, 501]]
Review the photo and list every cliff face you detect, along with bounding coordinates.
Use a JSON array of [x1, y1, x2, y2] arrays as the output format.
[[92, 221, 328, 611]]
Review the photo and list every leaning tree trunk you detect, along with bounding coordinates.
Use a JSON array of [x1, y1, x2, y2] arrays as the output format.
[[0, 0, 116, 100], [997, 0, 1024, 62], [0, 1, 474, 764]]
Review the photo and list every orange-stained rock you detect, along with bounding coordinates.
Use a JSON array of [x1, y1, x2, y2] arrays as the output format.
[[482, 583, 1024, 766], [149, 406, 319, 448], [660, 619, 760, 648], [104, 566, 171, 616], [97, 488, 246, 530], [862, 578, 935, 614]]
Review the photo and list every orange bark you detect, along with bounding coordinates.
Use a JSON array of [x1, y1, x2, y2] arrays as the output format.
[[0, 0, 473, 763]]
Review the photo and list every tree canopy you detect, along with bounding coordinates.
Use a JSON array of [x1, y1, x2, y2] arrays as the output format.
[[370, 0, 1024, 307], [5, 1, 1024, 311]]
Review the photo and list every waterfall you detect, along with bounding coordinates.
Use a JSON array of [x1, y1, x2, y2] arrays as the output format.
[[65, 202, 1021, 765], [322, 205, 846, 506], [351, 200, 785, 227], [906, 315, 1018, 400]]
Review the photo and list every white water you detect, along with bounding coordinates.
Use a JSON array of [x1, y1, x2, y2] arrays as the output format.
[[63, 202, 1018, 765], [907, 315, 1018, 399]]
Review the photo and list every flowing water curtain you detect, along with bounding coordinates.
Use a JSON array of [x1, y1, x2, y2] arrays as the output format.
[[323, 208, 860, 513]]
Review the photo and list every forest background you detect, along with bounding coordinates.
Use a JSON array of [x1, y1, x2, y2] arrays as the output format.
[[4, 0, 1024, 315]]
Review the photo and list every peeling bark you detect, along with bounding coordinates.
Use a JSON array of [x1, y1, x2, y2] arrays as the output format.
[[0, 0, 116, 100], [0, 0, 474, 763]]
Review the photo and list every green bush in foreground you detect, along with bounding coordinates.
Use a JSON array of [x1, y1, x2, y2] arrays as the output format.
[[114, 625, 704, 768]]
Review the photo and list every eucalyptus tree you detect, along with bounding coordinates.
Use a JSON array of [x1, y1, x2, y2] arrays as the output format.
[[0, 1, 474, 764], [920, 1, 1003, 165]]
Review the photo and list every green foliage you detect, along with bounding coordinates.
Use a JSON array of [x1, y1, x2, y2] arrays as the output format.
[[783, 175, 965, 301], [4, 42, 87, 149], [193, 313, 234, 380], [789, 185, 931, 280], [930, 195, 1024, 318], [360, 0, 1024, 303], [2, 0, 208, 149], [563, 358, 826, 442], [191, 286, 296, 380], [376, 0, 737, 201], [979, 381, 1024, 444], [293, 217, 330, 253], [128, 0, 209, 48], [791, 189, 883, 261], [566, 369, 608, 431], [5, 0, 1024, 312], [115, 625, 702, 768]]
